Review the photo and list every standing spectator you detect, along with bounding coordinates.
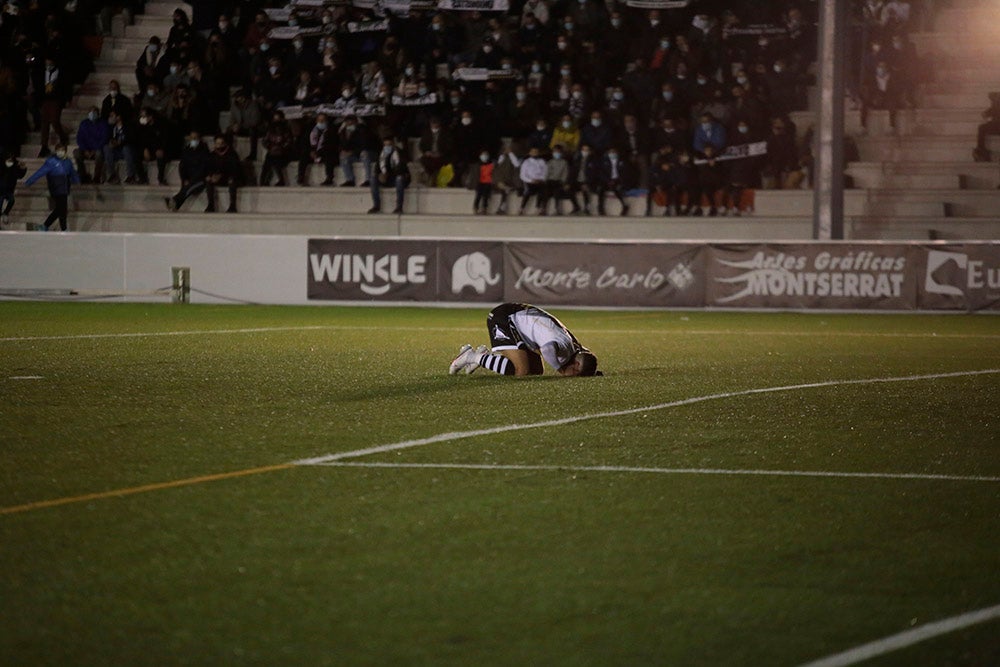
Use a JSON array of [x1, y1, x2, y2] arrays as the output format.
[[204, 135, 241, 213], [300, 113, 338, 186], [571, 143, 601, 215], [226, 90, 262, 160], [369, 136, 410, 214], [259, 110, 294, 186], [518, 146, 547, 214], [33, 54, 70, 157], [974, 93, 1000, 162], [492, 144, 522, 214], [539, 144, 578, 215], [165, 131, 210, 211], [24, 144, 80, 231], [74, 107, 109, 184], [598, 146, 631, 216], [101, 79, 134, 122], [727, 121, 762, 215], [452, 109, 488, 188], [507, 83, 540, 140], [418, 117, 454, 186], [0, 152, 27, 228], [102, 111, 138, 185], [473, 149, 494, 215], [337, 115, 373, 187], [134, 109, 168, 185], [763, 116, 802, 190]]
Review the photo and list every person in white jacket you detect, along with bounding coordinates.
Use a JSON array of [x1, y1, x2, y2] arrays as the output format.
[[518, 147, 547, 214]]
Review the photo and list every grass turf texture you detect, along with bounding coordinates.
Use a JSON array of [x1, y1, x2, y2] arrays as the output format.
[[1, 302, 998, 666]]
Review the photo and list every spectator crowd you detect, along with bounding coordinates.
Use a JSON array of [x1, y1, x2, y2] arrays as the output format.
[[0, 0, 939, 219]]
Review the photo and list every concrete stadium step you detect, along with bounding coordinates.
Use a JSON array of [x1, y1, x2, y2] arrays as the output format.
[[856, 136, 980, 163], [128, 14, 176, 38], [143, 2, 193, 18], [921, 90, 996, 109], [0, 210, 816, 241], [847, 162, 1000, 190], [911, 31, 1000, 58], [787, 109, 983, 138], [847, 216, 1000, 241], [933, 5, 1000, 32]]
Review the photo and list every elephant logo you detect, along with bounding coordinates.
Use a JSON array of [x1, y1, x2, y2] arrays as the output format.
[[452, 251, 501, 295]]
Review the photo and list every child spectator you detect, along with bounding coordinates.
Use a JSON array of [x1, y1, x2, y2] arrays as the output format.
[[24, 144, 81, 231], [102, 112, 138, 185], [540, 144, 578, 215], [518, 146, 547, 214], [0, 153, 27, 228], [474, 150, 494, 215]]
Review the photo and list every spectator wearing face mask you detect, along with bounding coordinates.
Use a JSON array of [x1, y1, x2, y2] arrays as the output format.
[[102, 112, 139, 185], [518, 146, 548, 214], [859, 59, 901, 135], [419, 118, 454, 186], [727, 120, 762, 215], [134, 109, 169, 185], [570, 143, 601, 215], [138, 81, 170, 116], [165, 131, 210, 211], [259, 110, 294, 187], [227, 90, 263, 161], [162, 60, 190, 95], [692, 111, 727, 157], [507, 84, 540, 139], [492, 144, 522, 214], [549, 114, 580, 155], [33, 55, 70, 157], [135, 36, 167, 94], [338, 115, 374, 187], [598, 146, 631, 216], [369, 136, 410, 214], [472, 149, 494, 215], [539, 144, 579, 216], [74, 107, 109, 184], [300, 113, 338, 186], [101, 80, 134, 123], [763, 116, 802, 190], [527, 118, 553, 153], [24, 143, 80, 231], [579, 111, 612, 157], [695, 144, 729, 217], [451, 110, 489, 188]]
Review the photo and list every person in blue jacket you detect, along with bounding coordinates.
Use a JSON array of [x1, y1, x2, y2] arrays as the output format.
[[24, 144, 81, 231]]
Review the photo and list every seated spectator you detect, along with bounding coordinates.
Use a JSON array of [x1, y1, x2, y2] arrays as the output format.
[[518, 146, 547, 214], [162, 60, 189, 95], [579, 110, 613, 157], [727, 120, 762, 215], [860, 59, 902, 135], [692, 111, 727, 156], [647, 145, 682, 216], [598, 146, 631, 216], [492, 144, 522, 214], [539, 144, 578, 216], [102, 111, 138, 185], [673, 150, 701, 216], [101, 80, 134, 123], [205, 135, 242, 213], [571, 143, 601, 215], [134, 108, 169, 185], [299, 113, 338, 186], [165, 131, 210, 211], [508, 84, 540, 140], [259, 110, 294, 187], [696, 144, 729, 216], [337, 115, 374, 187], [138, 81, 171, 116], [74, 107, 109, 184], [527, 117, 553, 153], [226, 90, 263, 161], [256, 57, 293, 111], [369, 136, 411, 215], [418, 117, 454, 186], [166, 84, 200, 148], [550, 114, 580, 155], [618, 114, 649, 190], [652, 116, 689, 155]]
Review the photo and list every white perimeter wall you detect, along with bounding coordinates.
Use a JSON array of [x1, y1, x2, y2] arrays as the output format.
[[0, 232, 308, 304]]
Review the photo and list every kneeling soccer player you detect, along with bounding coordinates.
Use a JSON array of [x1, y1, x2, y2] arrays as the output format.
[[449, 302, 601, 377]]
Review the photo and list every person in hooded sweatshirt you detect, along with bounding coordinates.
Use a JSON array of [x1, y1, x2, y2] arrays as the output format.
[[24, 144, 81, 231]]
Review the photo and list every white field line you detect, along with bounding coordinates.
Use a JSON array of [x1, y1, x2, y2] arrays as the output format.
[[2, 325, 1000, 343], [293, 369, 1000, 466], [315, 461, 1000, 483], [798, 603, 1000, 667]]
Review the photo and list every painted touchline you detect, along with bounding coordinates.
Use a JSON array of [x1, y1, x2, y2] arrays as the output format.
[[1, 368, 996, 517]]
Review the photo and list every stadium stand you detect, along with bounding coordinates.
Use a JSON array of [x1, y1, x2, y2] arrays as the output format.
[[1, 0, 998, 240]]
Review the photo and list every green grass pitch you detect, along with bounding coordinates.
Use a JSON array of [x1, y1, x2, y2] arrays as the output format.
[[1, 302, 998, 666]]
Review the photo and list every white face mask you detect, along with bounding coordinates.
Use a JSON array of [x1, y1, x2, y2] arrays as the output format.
[[591, 119, 601, 127], [552, 152, 562, 160], [88, 111, 97, 121], [562, 121, 571, 129], [479, 153, 489, 162], [516, 92, 526, 101], [5, 159, 14, 167], [383, 146, 394, 156], [461, 117, 472, 126], [188, 139, 199, 148]]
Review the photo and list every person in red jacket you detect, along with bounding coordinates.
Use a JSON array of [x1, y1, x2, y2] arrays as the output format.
[[474, 150, 494, 215]]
